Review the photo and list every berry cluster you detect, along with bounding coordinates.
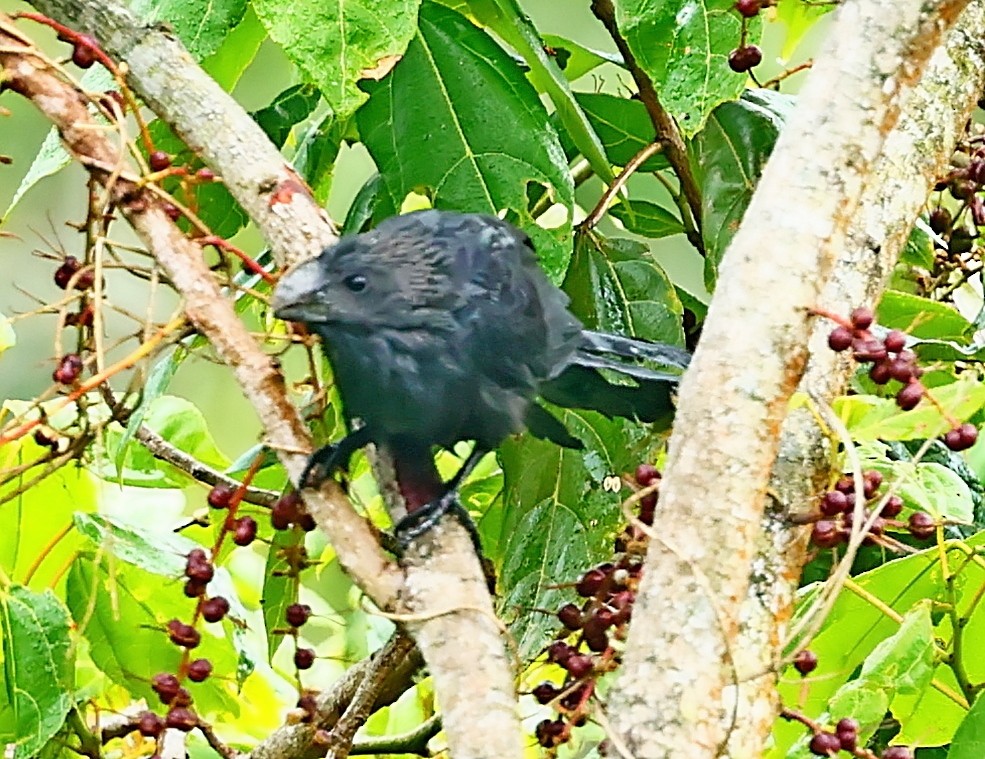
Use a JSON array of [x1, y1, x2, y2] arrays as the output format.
[[207, 484, 258, 546], [826, 307, 978, 452], [811, 469, 937, 549], [727, 0, 770, 72], [532, 464, 655, 748], [270, 490, 317, 532]]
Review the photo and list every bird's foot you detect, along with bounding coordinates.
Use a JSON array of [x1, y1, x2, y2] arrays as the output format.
[[299, 426, 374, 489], [395, 490, 483, 555]]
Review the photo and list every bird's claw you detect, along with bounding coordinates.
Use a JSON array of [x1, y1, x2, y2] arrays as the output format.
[[395, 490, 483, 555]]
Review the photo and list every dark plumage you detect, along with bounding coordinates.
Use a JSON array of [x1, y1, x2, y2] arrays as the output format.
[[272, 210, 688, 527]]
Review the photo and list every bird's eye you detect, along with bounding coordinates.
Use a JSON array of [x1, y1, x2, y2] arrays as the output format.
[[343, 274, 367, 292]]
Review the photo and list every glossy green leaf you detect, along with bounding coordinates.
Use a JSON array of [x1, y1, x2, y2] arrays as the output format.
[[253, 0, 420, 119], [67, 555, 239, 716], [292, 111, 345, 205], [611, 0, 758, 137], [261, 528, 303, 662], [564, 232, 685, 346], [493, 409, 653, 658], [950, 678, 985, 759], [557, 93, 669, 172], [775, 0, 836, 59], [253, 84, 323, 148], [0, 587, 73, 759], [202, 7, 267, 90], [357, 1, 574, 279], [900, 224, 935, 270], [131, 0, 247, 59], [72, 513, 196, 577], [690, 89, 795, 289], [342, 174, 387, 235], [609, 199, 684, 239], [877, 291, 971, 341]]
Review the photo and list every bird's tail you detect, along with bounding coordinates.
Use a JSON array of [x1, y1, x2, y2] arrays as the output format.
[[538, 331, 689, 429]]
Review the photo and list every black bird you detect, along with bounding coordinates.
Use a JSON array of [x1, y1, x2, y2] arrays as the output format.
[[272, 210, 689, 541]]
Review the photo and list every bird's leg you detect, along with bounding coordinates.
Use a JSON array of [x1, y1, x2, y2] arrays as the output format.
[[300, 425, 373, 488], [394, 446, 488, 553]]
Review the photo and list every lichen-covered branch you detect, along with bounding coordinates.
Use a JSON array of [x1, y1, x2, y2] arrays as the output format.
[[606, 1, 977, 756]]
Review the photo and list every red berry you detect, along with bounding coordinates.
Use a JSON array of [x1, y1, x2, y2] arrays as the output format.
[[148, 151, 172, 172], [582, 618, 609, 652], [161, 202, 182, 222], [201, 596, 230, 623], [557, 603, 583, 630], [186, 658, 213, 682], [869, 360, 891, 385], [136, 710, 165, 737], [793, 649, 818, 675], [852, 337, 887, 362], [863, 469, 883, 498], [882, 495, 904, 518], [887, 357, 915, 383], [634, 463, 660, 486], [576, 568, 607, 597], [167, 619, 201, 649], [908, 511, 935, 539], [151, 672, 180, 703], [71, 36, 97, 69], [547, 641, 574, 664], [53, 354, 83, 384], [532, 682, 558, 704], [54, 256, 81, 289], [811, 520, 842, 548], [809, 731, 841, 756], [297, 510, 317, 531], [183, 578, 207, 598], [196, 168, 216, 181], [728, 44, 762, 73], [734, 0, 761, 17], [850, 307, 874, 330], [896, 381, 924, 411], [882, 747, 913, 759], [271, 492, 301, 530], [827, 326, 853, 352], [232, 516, 258, 546], [928, 207, 951, 234], [944, 422, 978, 451], [834, 476, 855, 494], [820, 490, 849, 516], [165, 707, 197, 732], [535, 718, 567, 748], [285, 603, 312, 627], [884, 330, 907, 353], [564, 653, 594, 679], [294, 647, 316, 669]]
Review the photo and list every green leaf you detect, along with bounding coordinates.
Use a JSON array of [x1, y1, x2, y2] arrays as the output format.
[[0, 587, 73, 758], [775, 0, 836, 59], [0, 312, 15, 355], [292, 111, 346, 205], [72, 513, 198, 577], [876, 291, 972, 341], [563, 232, 685, 345], [253, 84, 323, 148], [357, 1, 575, 279], [342, 174, 387, 235], [611, 0, 759, 137], [557, 93, 669, 172], [540, 35, 622, 81], [201, 6, 267, 90], [950, 679, 985, 759], [836, 378, 985, 443], [609, 199, 684, 239], [67, 555, 239, 717], [130, 0, 248, 59], [253, 0, 421, 119], [900, 224, 935, 270], [261, 528, 303, 662], [691, 88, 795, 290], [493, 409, 652, 658]]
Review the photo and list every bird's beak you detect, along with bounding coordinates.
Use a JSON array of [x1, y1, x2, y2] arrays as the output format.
[[271, 258, 327, 322]]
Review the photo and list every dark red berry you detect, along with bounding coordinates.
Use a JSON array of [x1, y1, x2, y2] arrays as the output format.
[[557, 603, 583, 630], [836, 717, 859, 750], [908, 511, 935, 539], [869, 360, 892, 385], [65, 305, 94, 328], [232, 516, 258, 546], [582, 618, 609, 652], [852, 337, 887, 362], [183, 578, 207, 598], [294, 647, 316, 670], [850, 307, 874, 330], [532, 682, 558, 704], [639, 492, 657, 525], [151, 673, 181, 703], [809, 731, 841, 756], [207, 482, 236, 509], [171, 687, 192, 707], [186, 658, 213, 682], [54, 257, 81, 289], [969, 158, 985, 185], [167, 619, 201, 649], [148, 151, 172, 172], [201, 596, 230, 623], [882, 495, 904, 518], [33, 428, 59, 450], [161, 202, 182, 222], [863, 470, 883, 498], [811, 520, 842, 548], [71, 36, 97, 69], [634, 463, 660, 486], [271, 492, 301, 530], [547, 641, 574, 665], [136, 710, 165, 737], [296, 693, 318, 719], [793, 649, 818, 675], [576, 568, 607, 597], [564, 653, 594, 679], [820, 490, 849, 516], [297, 510, 317, 532], [896, 381, 924, 411], [196, 168, 216, 182], [944, 422, 978, 452], [884, 330, 907, 353], [835, 476, 855, 495], [185, 560, 213, 583], [887, 357, 915, 383], [928, 207, 952, 234], [951, 179, 977, 200], [53, 354, 83, 384], [165, 707, 197, 732], [595, 607, 616, 629], [286, 603, 312, 627], [881, 747, 913, 759], [535, 718, 567, 748], [827, 326, 853, 352], [728, 44, 762, 73], [734, 0, 761, 17]]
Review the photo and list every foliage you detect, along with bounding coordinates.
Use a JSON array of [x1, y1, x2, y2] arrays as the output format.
[[1, 0, 984, 757]]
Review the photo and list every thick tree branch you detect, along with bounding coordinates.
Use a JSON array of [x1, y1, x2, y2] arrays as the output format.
[[606, 1, 978, 757]]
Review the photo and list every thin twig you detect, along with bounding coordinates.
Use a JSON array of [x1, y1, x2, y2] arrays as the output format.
[[581, 142, 663, 230]]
